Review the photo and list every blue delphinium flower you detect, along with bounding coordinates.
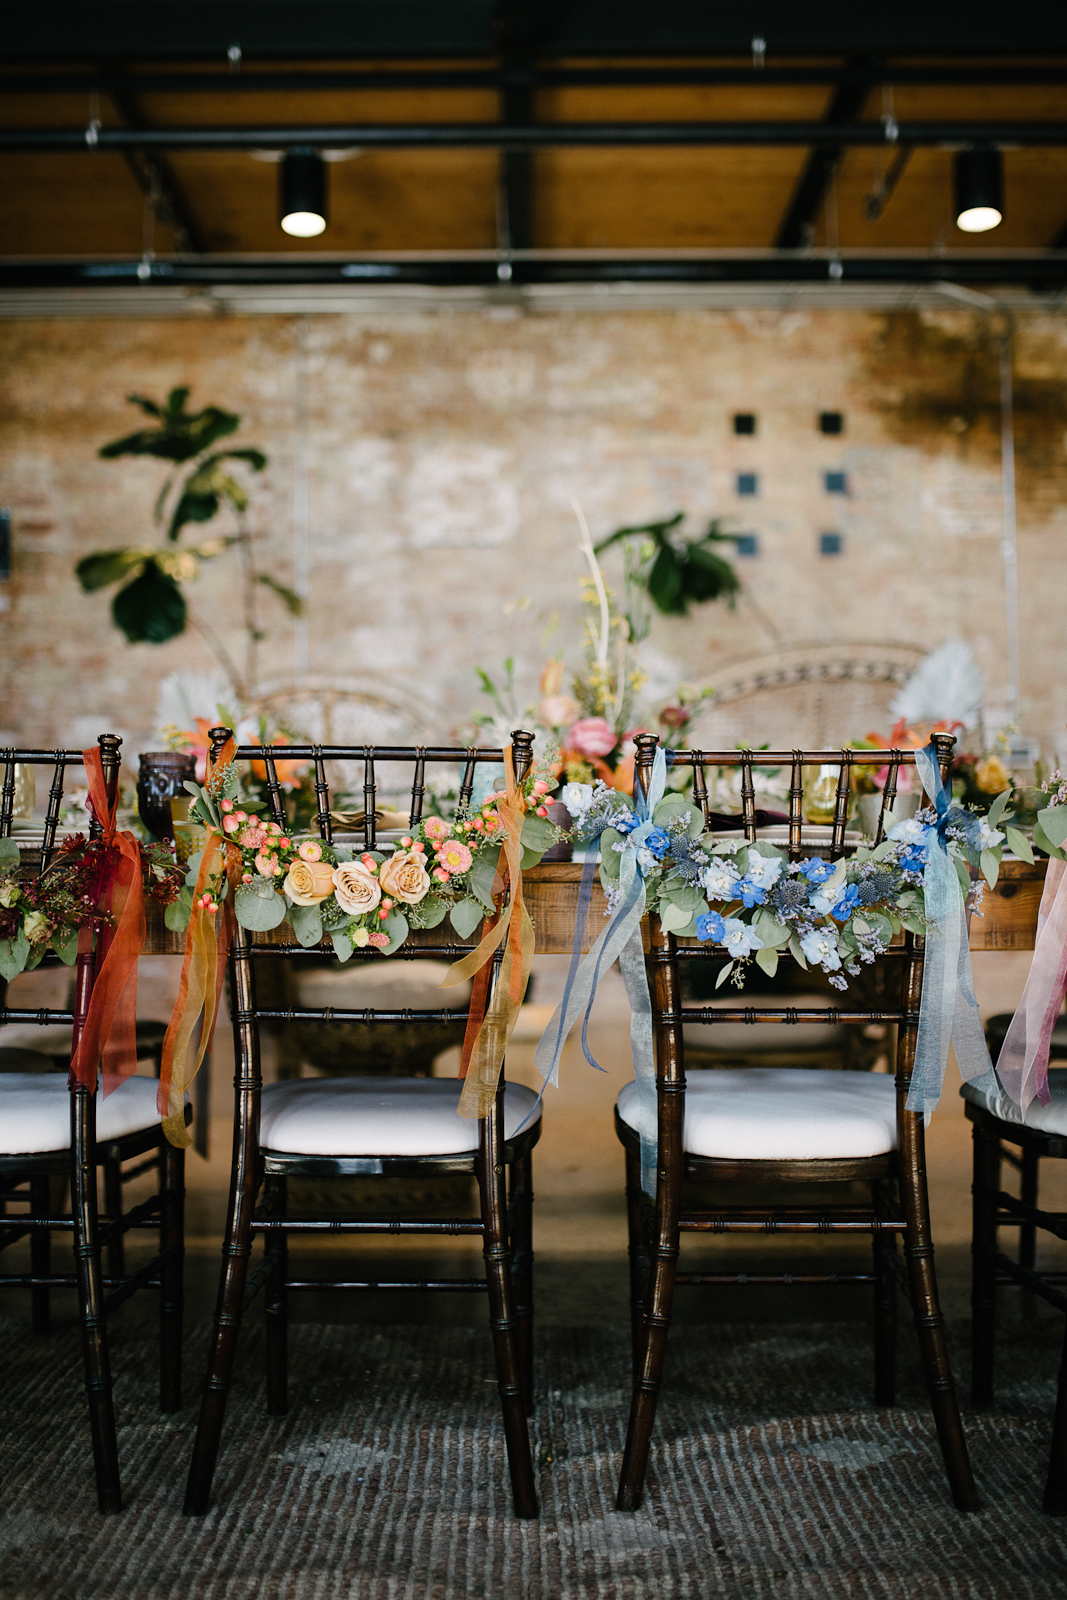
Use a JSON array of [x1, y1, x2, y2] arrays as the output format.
[[612, 809, 640, 835], [830, 882, 861, 921], [896, 844, 925, 876], [736, 877, 767, 908], [800, 857, 835, 884], [696, 910, 725, 943]]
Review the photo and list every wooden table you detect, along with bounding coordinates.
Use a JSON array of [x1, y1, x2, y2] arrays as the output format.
[[140, 857, 1047, 957]]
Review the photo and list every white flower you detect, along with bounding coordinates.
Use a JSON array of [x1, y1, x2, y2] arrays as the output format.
[[701, 859, 741, 900], [888, 817, 930, 846], [977, 819, 1004, 850], [560, 782, 594, 820], [720, 917, 763, 958], [744, 848, 783, 889], [636, 846, 659, 875], [800, 928, 842, 971]]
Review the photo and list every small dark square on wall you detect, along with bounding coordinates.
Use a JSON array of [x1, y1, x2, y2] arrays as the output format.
[[824, 471, 847, 494], [733, 413, 756, 435], [734, 534, 759, 557], [819, 532, 843, 556], [736, 472, 758, 496], [819, 412, 844, 435]]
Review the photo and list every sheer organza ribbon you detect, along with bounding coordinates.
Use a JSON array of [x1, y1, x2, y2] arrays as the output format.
[[995, 857, 1067, 1111], [442, 745, 536, 1120], [906, 742, 995, 1117], [533, 747, 669, 1192], [159, 736, 241, 1148], [68, 747, 146, 1095]]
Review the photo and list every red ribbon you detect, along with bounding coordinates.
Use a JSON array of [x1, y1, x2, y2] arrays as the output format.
[[68, 748, 146, 1095]]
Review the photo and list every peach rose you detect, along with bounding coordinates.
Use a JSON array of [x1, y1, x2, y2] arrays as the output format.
[[332, 862, 382, 916], [283, 858, 336, 906], [378, 848, 432, 906]]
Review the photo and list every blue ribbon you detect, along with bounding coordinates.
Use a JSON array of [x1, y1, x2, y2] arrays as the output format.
[[907, 743, 995, 1117], [533, 748, 670, 1191]]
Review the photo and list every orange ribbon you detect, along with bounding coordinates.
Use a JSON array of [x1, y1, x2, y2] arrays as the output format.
[[441, 746, 535, 1120], [158, 736, 240, 1147], [68, 748, 146, 1096]]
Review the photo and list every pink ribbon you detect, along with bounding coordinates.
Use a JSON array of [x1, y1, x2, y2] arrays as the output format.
[[997, 859, 1067, 1111]]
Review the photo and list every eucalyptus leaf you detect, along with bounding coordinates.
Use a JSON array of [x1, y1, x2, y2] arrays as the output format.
[[1003, 824, 1034, 864], [754, 946, 779, 978], [899, 911, 928, 935], [251, 873, 279, 898], [379, 908, 409, 955], [980, 849, 999, 889], [469, 846, 501, 911], [234, 884, 287, 931], [0, 936, 27, 982], [598, 829, 623, 879], [519, 813, 557, 854], [0, 836, 19, 864], [714, 960, 734, 989], [449, 897, 486, 939], [331, 932, 354, 963], [54, 930, 80, 965], [986, 788, 1012, 829], [1032, 818, 1067, 862], [652, 793, 691, 826], [788, 932, 808, 969], [165, 887, 193, 931], [1036, 805, 1067, 849], [660, 900, 697, 934], [753, 910, 791, 948], [289, 902, 323, 948], [955, 856, 973, 896]]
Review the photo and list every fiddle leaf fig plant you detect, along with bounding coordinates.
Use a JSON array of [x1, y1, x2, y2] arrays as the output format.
[[76, 387, 301, 692], [595, 512, 742, 624]]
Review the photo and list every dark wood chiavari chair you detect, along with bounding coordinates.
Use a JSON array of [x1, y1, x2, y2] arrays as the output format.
[[0, 735, 187, 1513], [183, 727, 542, 1520], [614, 731, 980, 1513], [966, 1065, 1067, 1513]]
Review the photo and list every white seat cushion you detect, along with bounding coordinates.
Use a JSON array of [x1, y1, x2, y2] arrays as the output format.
[[961, 1068, 1067, 1137], [259, 1076, 541, 1157], [616, 1068, 897, 1161], [0, 1074, 167, 1155]]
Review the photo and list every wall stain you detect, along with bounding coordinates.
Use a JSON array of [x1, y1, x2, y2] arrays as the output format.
[[864, 312, 1067, 515]]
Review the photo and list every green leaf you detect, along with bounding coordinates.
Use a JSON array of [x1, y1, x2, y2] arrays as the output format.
[[234, 884, 287, 931], [660, 900, 697, 934], [1003, 825, 1034, 864], [714, 960, 734, 988], [519, 813, 557, 854], [469, 846, 501, 911], [257, 573, 304, 616], [111, 561, 187, 644], [986, 788, 1012, 829], [646, 544, 686, 615], [754, 945, 779, 978], [99, 390, 240, 463], [753, 910, 791, 948], [411, 896, 448, 929], [954, 856, 972, 896], [980, 849, 1000, 889], [54, 929, 80, 965], [1031, 818, 1066, 861], [449, 897, 485, 939], [598, 828, 623, 880], [652, 793, 692, 826], [0, 930, 30, 982], [251, 873, 279, 898], [0, 836, 19, 864], [164, 886, 194, 931], [899, 912, 928, 936], [681, 541, 741, 608], [379, 908, 409, 955], [1037, 806, 1067, 849], [331, 931, 354, 962], [788, 932, 808, 969], [75, 547, 149, 592], [866, 911, 894, 943], [289, 902, 323, 947]]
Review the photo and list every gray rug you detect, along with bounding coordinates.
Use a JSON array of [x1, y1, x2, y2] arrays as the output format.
[[1, 1311, 1065, 1599]]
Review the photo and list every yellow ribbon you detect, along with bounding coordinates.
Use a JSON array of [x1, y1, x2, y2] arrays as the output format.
[[441, 745, 535, 1119]]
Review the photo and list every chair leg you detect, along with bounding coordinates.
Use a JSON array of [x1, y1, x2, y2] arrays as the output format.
[[70, 1083, 122, 1514], [159, 1139, 184, 1413], [102, 1153, 125, 1282], [616, 1172, 680, 1512], [264, 1175, 289, 1417], [184, 929, 262, 1517], [899, 1107, 979, 1512], [971, 1116, 1001, 1408], [1020, 1144, 1039, 1274], [873, 1179, 897, 1407], [624, 1143, 650, 1384], [29, 1174, 51, 1335], [480, 1097, 538, 1519], [1043, 1313, 1067, 1516], [507, 1152, 535, 1418]]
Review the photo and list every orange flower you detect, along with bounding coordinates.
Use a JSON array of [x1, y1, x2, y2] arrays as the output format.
[[248, 734, 307, 791]]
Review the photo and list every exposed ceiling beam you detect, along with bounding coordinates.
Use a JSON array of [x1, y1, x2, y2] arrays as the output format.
[[775, 72, 872, 250], [6, 64, 1067, 93], [8, 121, 1067, 152], [4, 255, 1066, 289], [495, 2, 539, 252], [106, 88, 205, 253]]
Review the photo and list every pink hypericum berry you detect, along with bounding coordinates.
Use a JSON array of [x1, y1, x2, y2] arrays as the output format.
[[221, 798, 233, 813], [378, 907, 388, 920], [279, 836, 291, 849], [412, 841, 425, 853], [536, 805, 548, 817], [533, 780, 550, 795], [208, 901, 219, 915], [242, 873, 253, 885], [382, 898, 393, 911], [234, 810, 247, 822], [268, 822, 282, 836], [433, 867, 450, 882], [222, 813, 241, 835], [472, 817, 484, 831], [400, 836, 412, 847], [361, 852, 377, 868]]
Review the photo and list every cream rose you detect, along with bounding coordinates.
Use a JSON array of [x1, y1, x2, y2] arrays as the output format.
[[332, 862, 382, 916], [283, 858, 336, 906], [378, 848, 432, 906]]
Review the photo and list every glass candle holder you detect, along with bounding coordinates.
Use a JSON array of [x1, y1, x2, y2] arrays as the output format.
[[137, 751, 196, 841], [2, 761, 36, 820], [802, 764, 841, 825]]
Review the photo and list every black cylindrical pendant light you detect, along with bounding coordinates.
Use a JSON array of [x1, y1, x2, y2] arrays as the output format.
[[954, 147, 1003, 234], [279, 148, 327, 237]]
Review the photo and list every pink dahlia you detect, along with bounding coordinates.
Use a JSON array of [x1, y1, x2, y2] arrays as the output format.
[[567, 717, 616, 758]]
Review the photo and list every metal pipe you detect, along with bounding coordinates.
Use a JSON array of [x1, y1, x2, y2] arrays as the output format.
[[5, 121, 1067, 153]]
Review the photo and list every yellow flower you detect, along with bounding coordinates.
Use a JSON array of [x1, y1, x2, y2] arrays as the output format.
[[975, 755, 1011, 794]]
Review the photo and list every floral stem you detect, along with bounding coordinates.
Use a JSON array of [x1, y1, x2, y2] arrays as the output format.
[[572, 498, 610, 673]]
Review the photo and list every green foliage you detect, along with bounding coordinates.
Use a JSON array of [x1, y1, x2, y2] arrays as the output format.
[[595, 513, 742, 621], [98, 388, 240, 463], [167, 449, 267, 541], [111, 561, 187, 644], [256, 573, 304, 615]]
